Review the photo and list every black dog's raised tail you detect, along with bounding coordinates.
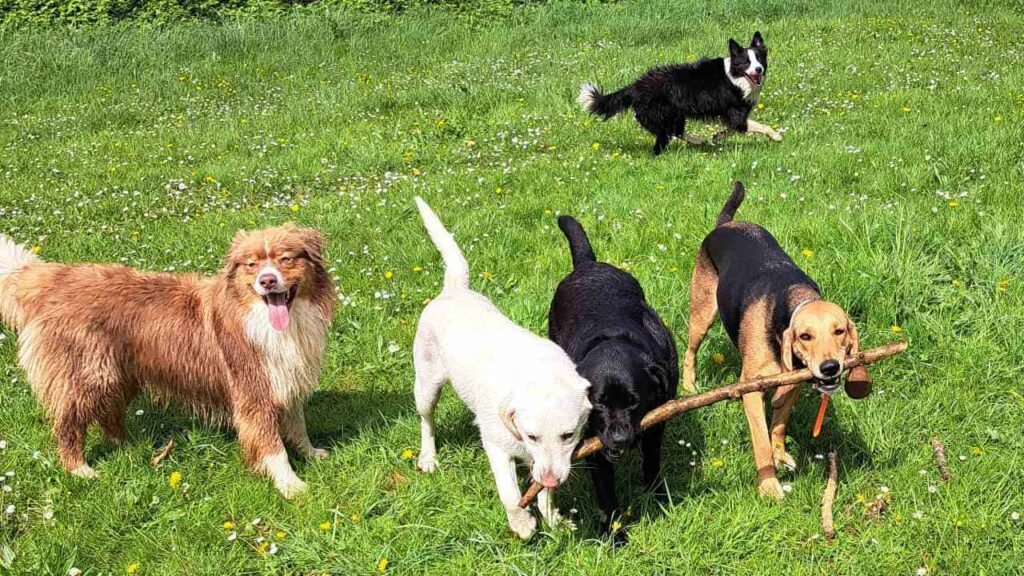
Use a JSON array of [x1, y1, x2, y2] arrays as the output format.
[[578, 83, 633, 119], [557, 216, 597, 269], [716, 181, 746, 227]]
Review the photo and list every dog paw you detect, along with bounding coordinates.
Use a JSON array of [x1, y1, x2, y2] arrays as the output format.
[[758, 477, 785, 500], [417, 455, 438, 473], [276, 477, 308, 499], [769, 131, 783, 142], [507, 508, 537, 540], [773, 448, 797, 473], [70, 464, 99, 480], [683, 134, 706, 146], [310, 447, 330, 460]]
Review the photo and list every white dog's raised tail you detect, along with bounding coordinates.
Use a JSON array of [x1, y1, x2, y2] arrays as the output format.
[[0, 235, 39, 328], [414, 197, 469, 292]]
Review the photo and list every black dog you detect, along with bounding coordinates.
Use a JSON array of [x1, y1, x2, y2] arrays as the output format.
[[548, 216, 678, 538], [578, 32, 780, 155]]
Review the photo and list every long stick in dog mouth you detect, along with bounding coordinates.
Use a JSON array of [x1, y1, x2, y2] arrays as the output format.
[[517, 341, 908, 508]]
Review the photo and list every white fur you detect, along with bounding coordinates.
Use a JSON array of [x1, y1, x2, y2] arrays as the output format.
[[577, 83, 598, 111], [253, 265, 285, 296], [0, 235, 39, 329], [244, 298, 330, 407], [412, 197, 591, 539], [724, 55, 763, 102], [260, 449, 306, 498]]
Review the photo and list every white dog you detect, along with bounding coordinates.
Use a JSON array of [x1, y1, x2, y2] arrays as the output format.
[[412, 197, 592, 539]]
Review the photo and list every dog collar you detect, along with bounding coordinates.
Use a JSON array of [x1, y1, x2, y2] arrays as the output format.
[[787, 299, 814, 331]]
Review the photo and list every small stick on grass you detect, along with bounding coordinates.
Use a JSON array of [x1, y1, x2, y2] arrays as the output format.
[[151, 436, 175, 468], [518, 341, 908, 508], [822, 451, 838, 540], [931, 436, 951, 482]]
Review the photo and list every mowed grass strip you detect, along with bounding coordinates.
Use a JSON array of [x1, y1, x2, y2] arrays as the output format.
[[0, 0, 1022, 574]]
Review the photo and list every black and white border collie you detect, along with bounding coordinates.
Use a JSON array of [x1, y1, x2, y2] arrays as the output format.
[[578, 32, 781, 156]]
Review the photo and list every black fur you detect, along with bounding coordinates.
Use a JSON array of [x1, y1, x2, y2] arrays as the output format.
[[548, 216, 678, 540], [702, 182, 821, 361], [581, 32, 768, 155]]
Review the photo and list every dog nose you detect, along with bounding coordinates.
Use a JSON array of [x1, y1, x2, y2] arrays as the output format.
[[259, 274, 278, 290], [820, 359, 841, 378], [539, 472, 559, 489], [755, 65, 763, 74], [609, 429, 630, 445]]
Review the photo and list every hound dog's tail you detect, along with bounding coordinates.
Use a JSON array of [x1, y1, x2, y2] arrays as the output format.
[[578, 83, 634, 120], [0, 235, 40, 329], [414, 197, 470, 293], [715, 181, 746, 227], [557, 216, 597, 269]]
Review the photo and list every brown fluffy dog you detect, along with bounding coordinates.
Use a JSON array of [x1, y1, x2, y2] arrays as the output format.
[[0, 225, 335, 498]]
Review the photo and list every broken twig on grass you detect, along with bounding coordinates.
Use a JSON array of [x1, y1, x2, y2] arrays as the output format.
[[931, 436, 951, 482], [822, 451, 838, 540], [151, 437, 175, 468], [518, 341, 908, 508]]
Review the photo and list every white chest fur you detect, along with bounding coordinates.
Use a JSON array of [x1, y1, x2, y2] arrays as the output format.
[[244, 299, 329, 407]]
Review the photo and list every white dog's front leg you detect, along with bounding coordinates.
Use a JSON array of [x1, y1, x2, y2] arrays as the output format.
[[280, 403, 328, 460], [484, 442, 536, 539], [537, 487, 573, 531], [746, 119, 782, 141]]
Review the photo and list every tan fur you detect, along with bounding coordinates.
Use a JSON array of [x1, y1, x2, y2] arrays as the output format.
[[0, 225, 335, 497]]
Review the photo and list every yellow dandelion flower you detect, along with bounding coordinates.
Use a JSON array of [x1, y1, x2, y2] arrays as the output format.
[[384, 271, 393, 280], [401, 449, 414, 460], [801, 248, 814, 259], [495, 187, 503, 194], [436, 118, 446, 127], [850, 93, 859, 100], [890, 324, 902, 333], [222, 521, 235, 530], [543, 209, 553, 216], [902, 106, 911, 113], [971, 446, 983, 455], [710, 458, 724, 468], [668, 265, 678, 272], [30, 245, 42, 254], [757, 102, 765, 110], [952, 279, 961, 287], [480, 271, 493, 280], [994, 115, 1002, 123], [275, 531, 286, 540], [290, 204, 300, 213], [712, 353, 725, 364], [126, 563, 141, 574], [377, 558, 389, 572], [168, 471, 182, 488], [350, 513, 361, 523], [320, 521, 332, 531], [949, 200, 958, 208], [591, 142, 600, 150], [412, 266, 422, 272], [997, 279, 1009, 293], [611, 520, 622, 532], [256, 541, 269, 554]]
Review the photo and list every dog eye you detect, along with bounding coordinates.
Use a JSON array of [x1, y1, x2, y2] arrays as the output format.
[[280, 256, 294, 266], [799, 333, 812, 341], [245, 262, 258, 272], [834, 328, 846, 336], [527, 434, 539, 442], [561, 433, 574, 442]]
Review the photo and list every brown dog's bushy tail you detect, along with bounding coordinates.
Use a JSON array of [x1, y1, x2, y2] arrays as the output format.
[[716, 181, 746, 227], [0, 234, 40, 329], [557, 216, 596, 269]]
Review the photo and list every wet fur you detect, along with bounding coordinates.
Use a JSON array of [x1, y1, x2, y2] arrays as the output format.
[[0, 226, 335, 497], [548, 216, 678, 538]]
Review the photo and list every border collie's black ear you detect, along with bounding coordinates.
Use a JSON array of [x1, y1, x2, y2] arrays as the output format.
[[728, 39, 744, 56], [751, 31, 764, 48]]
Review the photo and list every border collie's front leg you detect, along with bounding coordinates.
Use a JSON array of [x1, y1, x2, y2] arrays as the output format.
[[746, 119, 782, 141]]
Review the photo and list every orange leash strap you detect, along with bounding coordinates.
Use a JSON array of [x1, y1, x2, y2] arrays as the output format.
[[812, 393, 830, 438]]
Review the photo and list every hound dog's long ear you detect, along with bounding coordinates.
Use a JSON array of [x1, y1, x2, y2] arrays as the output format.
[[844, 320, 873, 399], [728, 38, 744, 56], [751, 31, 764, 48], [499, 395, 523, 442], [781, 327, 796, 372]]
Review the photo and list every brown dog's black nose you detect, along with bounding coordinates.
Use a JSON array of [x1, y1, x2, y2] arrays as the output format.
[[259, 273, 279, 290], [820, 359, 841, 378]]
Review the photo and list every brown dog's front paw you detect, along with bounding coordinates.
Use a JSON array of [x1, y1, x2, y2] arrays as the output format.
[[758, 477, 785, 500]]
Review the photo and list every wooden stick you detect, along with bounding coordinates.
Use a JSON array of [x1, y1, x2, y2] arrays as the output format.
[[150, 436, 175, 468], [822, 451, 838, 540], [518, 341, 907, 508], [931, 436, 951, 482]]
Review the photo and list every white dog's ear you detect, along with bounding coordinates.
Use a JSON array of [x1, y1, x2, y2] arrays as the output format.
[[499, 395, 522, 441], [578, 377, 593, 412]]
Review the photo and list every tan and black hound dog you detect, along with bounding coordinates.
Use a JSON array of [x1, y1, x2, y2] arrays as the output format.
[[682, 182, 870, 499]]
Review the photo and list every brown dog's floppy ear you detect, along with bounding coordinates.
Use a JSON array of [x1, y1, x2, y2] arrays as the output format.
[[296, 228, 325, 268], [499, 395, 522, 442], [844, 321, 872, 399], [781, 327, 796, 372]]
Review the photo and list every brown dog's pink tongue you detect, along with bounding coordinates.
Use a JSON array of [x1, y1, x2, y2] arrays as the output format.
[[266, 292, 290, 331]]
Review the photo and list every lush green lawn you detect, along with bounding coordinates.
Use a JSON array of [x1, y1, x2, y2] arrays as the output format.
[[1, 0, 1022, 573]]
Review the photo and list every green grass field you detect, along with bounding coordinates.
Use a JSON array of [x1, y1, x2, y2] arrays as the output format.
[[1, 0, 1022, 573]]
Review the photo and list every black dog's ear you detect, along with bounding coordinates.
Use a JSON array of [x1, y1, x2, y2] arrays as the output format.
[[728, 39, 744, 56], [751, 31, 764, 48], [645, 364, 668, 389]]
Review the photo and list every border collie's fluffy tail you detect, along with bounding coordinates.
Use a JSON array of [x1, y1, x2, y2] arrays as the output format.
[[414, 197, 469, 293], [716, 181, 746, 227], [0, 235, 40, 328], [578, 83, 633, 119], [557, 216, 597, 269]]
